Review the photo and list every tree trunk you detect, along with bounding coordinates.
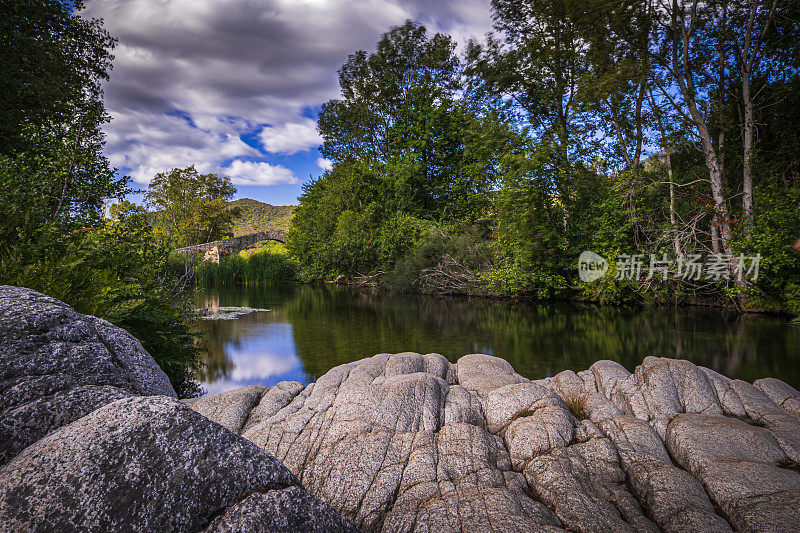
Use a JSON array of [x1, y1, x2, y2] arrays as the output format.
[[711, 214, 721, 254], [740, 0, 778, 225], [668, 0, 733, 256], [742, 66, 754, 219], [666, 152, 682, 256]]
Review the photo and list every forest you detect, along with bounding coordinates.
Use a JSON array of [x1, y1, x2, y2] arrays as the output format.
[[1, 0, 798, 396], [288, 6, 800, 313]]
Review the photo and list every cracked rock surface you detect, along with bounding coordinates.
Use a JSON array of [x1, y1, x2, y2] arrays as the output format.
[[192, 352, 800, 532]]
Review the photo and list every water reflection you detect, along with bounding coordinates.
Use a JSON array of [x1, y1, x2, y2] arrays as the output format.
[[195, 284, 800, 395]]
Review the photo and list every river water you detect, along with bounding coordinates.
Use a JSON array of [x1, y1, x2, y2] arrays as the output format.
[[194, 283, 800, 395]]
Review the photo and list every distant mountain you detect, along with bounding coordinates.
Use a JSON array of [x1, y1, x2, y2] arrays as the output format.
[[228, 198, 295, 236]]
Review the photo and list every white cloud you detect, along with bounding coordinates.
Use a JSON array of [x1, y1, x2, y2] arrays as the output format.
[[221, 160, 299, 186], [105, 111, 260, 183], [80, 0, 493, 187], [259, 119, 322, 155], [316, 158, 334, 171]]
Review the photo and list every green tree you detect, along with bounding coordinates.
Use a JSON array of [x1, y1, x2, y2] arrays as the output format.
[[5, 199, 202, 397], [318, 20, 460, 165], [0, 0, 115, 155], [0, 3, 204, 395], [0, 0, 126, 240], [145, 166, 238, 247], [290, 21, 519, 281]]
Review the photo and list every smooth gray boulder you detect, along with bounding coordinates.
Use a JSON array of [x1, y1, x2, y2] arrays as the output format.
[[0, 285, 175, 465], [0, 286, 356, 532], [667, 413, 800, 531], [0, 395, 357, 533], [206, 485, 358, 532]]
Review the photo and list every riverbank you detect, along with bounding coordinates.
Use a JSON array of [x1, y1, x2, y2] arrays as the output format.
[[185, 237, 800, 317], [330, 272, 800, 317], [3, 285, 800, 531]]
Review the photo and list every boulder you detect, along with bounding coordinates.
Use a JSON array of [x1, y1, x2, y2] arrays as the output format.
[[188, 384, 267, 433], [0, 285, 175, 465], [0, 395, 356, 533], [230, 353, 561, 531], [191, 353, 800, 532], [755, 377, 800, 417], [0, 286, 356, 532], [667, 413, 800, 531], [5, 287, 800, 533]]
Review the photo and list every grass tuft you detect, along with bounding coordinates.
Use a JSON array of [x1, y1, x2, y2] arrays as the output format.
[[563, 392, 590, 421]]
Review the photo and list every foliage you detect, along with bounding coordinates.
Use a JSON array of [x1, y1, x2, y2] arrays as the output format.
[[0, 4, 203, 396], [284, 7, 800, 312], [146, 166, 238, 247], [1, 200, 202, 397], [195, 242, 299, 286], [383, 228, 491, 293], [288, 21, 521, 283], [730, 180, 800, 313], [0, 0, 116, 158], [228, 198, 294, 236], [0, 0, 125, 232]]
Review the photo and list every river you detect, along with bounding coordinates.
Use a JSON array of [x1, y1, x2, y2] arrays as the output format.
[[194, 283, 800, 395]]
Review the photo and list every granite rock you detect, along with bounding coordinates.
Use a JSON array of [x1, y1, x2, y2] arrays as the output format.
[[0, 285, 175, 465], [0, 287, 356, 532], [0, 395, 357, 533], [191, 353, 800, 532], [5, 287, 800, 532]]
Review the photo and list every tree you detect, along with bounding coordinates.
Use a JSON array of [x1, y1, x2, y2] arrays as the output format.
[[728, 0, 797, 223], [0, 0, 115, 154], [318, 20, 460, 165], [145, 166, 238, 247], [0, 0, 125, 239], [0, 2, 206, 395], [290, 21, 510, 280]]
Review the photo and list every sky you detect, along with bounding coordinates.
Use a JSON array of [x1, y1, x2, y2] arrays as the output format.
[[81, 0, 495, 206]]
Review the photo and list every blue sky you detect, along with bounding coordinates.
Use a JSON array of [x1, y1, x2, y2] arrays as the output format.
[[81, 0, 494, 206]]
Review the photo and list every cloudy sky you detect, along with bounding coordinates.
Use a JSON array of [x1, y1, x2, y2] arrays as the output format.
[[81, 0, 494, 205]]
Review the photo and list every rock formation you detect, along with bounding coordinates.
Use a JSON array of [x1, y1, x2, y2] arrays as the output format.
[[188, 353, 800, 532], [0, 286, 356, 532], [0, 285, 175, 466], [3, 285, 800, 532]]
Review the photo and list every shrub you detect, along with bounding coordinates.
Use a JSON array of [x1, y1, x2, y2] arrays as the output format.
[[2, 203, 203, 398]]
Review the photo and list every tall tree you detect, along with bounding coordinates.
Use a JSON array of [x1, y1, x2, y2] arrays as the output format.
[[318, 20, 460, 166], [290, 21, 512, 278], [0, 0, 124, 233], [650, 0, 735, 255], [728, 0, 798, 224], [145, 167, 237, 247]]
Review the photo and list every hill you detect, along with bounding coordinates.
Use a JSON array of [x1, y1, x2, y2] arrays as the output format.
[[228, 198, 295, 236]]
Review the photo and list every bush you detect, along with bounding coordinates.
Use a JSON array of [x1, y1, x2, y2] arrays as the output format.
[[1, 202, 203, 398], [384, 227, 490, 293], [731, 180, 800, 314]]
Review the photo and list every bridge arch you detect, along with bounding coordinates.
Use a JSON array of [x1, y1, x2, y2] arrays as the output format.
[[175, 230, 286, 259]]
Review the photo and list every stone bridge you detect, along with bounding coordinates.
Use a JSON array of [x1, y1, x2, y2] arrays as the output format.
[[175, 230, 286, 260]]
